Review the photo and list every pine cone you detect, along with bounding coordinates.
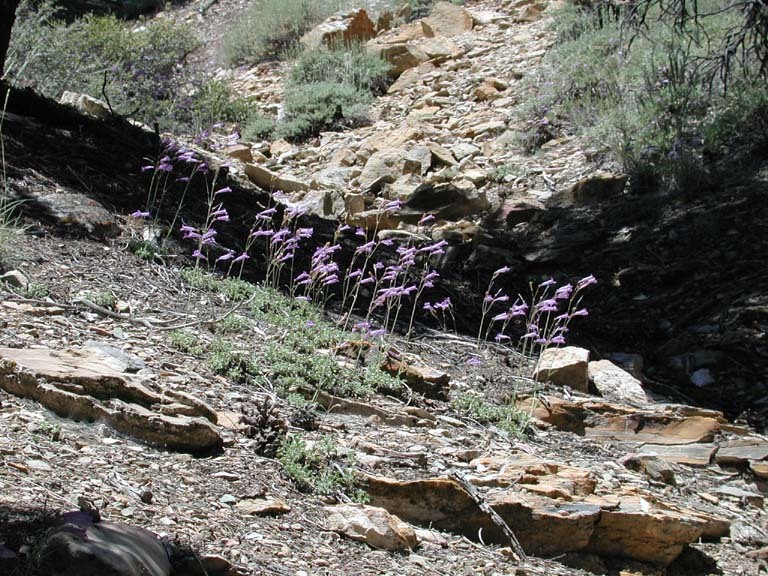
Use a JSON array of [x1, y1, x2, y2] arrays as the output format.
[[242, 397, 288, 458]]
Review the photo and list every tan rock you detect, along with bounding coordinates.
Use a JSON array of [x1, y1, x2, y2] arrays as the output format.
[[244, 163, 309, 193], [566, 173, 627, 203], [325, 504, 419, 551], [60, 91, 111, 120], [750, 461, 768, 479], [301, 9, 376, 49], [0, 270, 29, 289], [474, 81, 502, 102], [421, 2, 474, 37], [587, 414, 722, 445], [426, 142, 457, 167], [368, 43, 429, 77], [0, 347, 221, 452], [224, 144, 253, 163], [381, 356, 450, 400], [358, 148, 406, 193], [534, 346, 590, 392], [516, 4, 544, 23], [589, 359, 647, 406], [417, 36, 461, 62], [236, 498, 291, 516], [344, 193, 366, 216], [330, 147, 357, 167], [585, 492, 727, 566], [387, 62, 435, 94], [637, 443, 714, 467], [269, 139, 293, 157]]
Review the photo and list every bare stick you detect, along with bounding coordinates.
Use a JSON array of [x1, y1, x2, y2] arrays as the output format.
[[449, 471, 528, 561]]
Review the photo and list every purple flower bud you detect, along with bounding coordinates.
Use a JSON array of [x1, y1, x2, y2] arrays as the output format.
[[250, 229, 274, 238], [493, 265, 511, 277], [192, 249, 207, 260], [495, 333, 511, 342], [571, 308, 589, 317], [551, 335, 566, 345], [368, 328, 387, 337], [540, 278, 557, 287], [232, 253, 250, 264], [215, 187, 232, 196], [216, 252, 234, 263], [384, 199, 402, 212], [130, 210, 150, 219], [141, 165, 155, 172], [577, 274, 597, 289], [418, 214, 436, 225], [555, 284, 573, 299], [355, 228, 366, 237]]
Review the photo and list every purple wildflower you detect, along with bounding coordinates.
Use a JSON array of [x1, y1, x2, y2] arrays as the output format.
[[191, 249, 207, 261], [577, 274, 597, 289], [130, 210, 150, 219]]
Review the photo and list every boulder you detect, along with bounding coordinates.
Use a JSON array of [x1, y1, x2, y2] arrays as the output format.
[[622, 453, 677, 485], [0, 269, 29, 289], [37, 512, 171, 576], [588, 359, 647, 406], [421, 2, 474, 37], [325, 504, 419, 551], [301, 9, 376, 49], [358, 149, 406, 193], [224, 144, 253, 163], [534, 346, 590, 392], [367, 43, 429, 77]]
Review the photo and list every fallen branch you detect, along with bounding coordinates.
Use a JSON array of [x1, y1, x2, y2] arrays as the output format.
[[449, 471, 528, 561]]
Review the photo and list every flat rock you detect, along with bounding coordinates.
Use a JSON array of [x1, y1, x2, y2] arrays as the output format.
[[236, 498, 291, 516], [367, 42, 429, 78], [634, 443, 717, 467], [365, 475, 726, 565], [589, 359, 647, 406], [358, 148, 406, 193], [325, 504, 419, 551], [0, 347, 221, 452], [565, 173, 628, 204], [244, 163, 309, 194], [37, 512, 171, 576], [622, 453, 677, 485], [534, 346, 590, 392], [715, 439, 768, 467]]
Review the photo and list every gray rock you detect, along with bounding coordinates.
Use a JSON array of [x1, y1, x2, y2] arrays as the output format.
[[0, 270, 29, 289], [38, 512, 170, 576], [589, 359, 647, 406]]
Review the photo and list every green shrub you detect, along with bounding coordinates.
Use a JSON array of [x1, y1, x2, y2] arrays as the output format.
[[243, 114, 276, 142], [277, 434, 367, 500], [6, 2, 253, 134], [223, 0, 340, 65], [276, 43, 390, 141], [520, 0, 768, 192], [278, 81, 372, 140], [288, 44, 390, 95]]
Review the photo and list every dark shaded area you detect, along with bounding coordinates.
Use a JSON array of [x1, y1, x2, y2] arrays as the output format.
[[0, 503, 56, 576]]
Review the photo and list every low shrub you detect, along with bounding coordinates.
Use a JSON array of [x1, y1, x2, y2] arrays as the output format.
[[519, 0, 768, 192], [278, 44, 390, 140], [7, 2, 252, 133], [223, 0, 340, 65]]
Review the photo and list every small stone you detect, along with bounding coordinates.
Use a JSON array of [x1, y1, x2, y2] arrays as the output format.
[[0, 270, 29, 289], [325, 503, 419, 551], [236, 498, 291, 516], [219, 494, 238, 505]]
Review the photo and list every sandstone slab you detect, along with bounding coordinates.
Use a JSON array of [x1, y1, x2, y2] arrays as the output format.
[[244, 163, 309, 193], [421, 2, 474, 37], [0, 347, 221, 452]]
